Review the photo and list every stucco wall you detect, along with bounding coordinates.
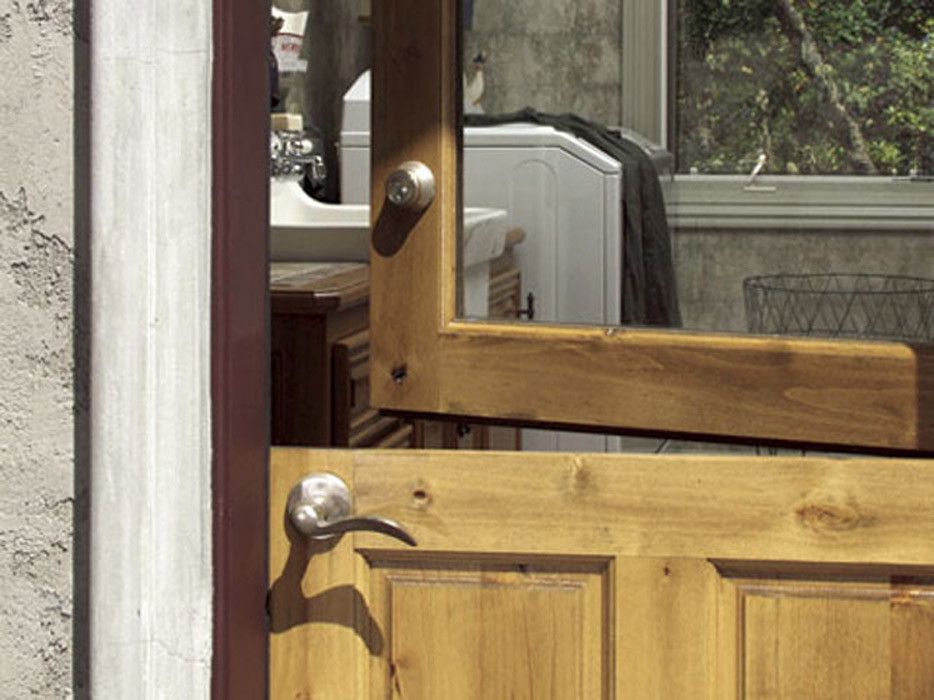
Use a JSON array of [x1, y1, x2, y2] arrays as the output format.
[[0, 0, 75, 695]]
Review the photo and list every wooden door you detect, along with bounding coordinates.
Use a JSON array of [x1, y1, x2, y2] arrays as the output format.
[[270, 448, 934, 698], [267, 1, 933, 697]]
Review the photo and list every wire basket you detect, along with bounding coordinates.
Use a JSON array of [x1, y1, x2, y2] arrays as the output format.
[[743, 273, 934, 342]]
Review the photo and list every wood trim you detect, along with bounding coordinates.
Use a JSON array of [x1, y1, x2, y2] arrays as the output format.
[[211, 0, 269, 695], [432, 323, 933, 450], [368, 0, 933, 452]]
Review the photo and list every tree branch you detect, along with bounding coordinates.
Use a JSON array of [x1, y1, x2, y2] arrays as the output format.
[[774, 0, 878, 173]]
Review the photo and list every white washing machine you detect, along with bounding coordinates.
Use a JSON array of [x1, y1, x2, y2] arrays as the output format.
[[340, 71, 629, 453]]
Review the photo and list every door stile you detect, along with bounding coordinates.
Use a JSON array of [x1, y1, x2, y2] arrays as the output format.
[[269, 450, 366, 698], [715, 571, 742, 699], [369, 0, 458, 415]]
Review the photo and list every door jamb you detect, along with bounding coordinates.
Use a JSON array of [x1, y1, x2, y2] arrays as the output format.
[[212, 0, 270, 696]]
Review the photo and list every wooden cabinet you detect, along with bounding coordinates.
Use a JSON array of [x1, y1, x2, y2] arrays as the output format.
[[271, 263, 374, 447], [271, 255, 522, 449]]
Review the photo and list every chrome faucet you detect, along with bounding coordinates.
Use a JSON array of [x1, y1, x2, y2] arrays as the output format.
[[270, 129, 327, 182]]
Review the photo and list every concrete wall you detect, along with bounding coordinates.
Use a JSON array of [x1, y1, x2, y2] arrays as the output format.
[[673, 229, 934, 334], [465, 0, 623, 125], [0, 0, 76, 696]]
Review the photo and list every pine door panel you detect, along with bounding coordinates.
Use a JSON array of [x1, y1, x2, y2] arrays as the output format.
[[365, 556, 609, 698], [270, 449, 934, 699], [727, 571, 934, 698]]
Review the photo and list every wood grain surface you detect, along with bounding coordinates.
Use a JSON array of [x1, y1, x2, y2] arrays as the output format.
[[270, 449, 934, 698]]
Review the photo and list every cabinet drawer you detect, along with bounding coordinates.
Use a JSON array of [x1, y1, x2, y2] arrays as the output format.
[[332, 329, 413, 448]]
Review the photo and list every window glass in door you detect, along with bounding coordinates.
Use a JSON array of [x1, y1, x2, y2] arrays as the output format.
[[456, 0, 933, 343]]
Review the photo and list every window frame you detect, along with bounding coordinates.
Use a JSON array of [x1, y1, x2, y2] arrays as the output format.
[[621, 0, 934, 232]]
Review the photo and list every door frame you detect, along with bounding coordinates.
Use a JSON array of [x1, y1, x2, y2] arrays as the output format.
[[86, 0, 269, 696], [212, 0, 270, 696]]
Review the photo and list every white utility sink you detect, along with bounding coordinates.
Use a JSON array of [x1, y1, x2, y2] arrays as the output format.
[[270, 178, 510, 265]]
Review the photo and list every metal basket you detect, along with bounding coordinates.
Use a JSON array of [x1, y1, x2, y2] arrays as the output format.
[[743, 273, 934, 342]]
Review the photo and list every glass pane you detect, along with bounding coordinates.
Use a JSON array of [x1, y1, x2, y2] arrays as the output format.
[[456, 0, 934, 345], [674, 2, 933, 177]]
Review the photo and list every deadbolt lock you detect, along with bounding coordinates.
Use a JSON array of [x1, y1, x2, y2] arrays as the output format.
[[385, 161, 436, 212]]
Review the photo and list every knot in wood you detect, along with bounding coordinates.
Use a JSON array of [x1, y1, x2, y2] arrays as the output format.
[[565, 458, 592, 496], [795, 493, 871, 533], [409, 480, 432, 510]]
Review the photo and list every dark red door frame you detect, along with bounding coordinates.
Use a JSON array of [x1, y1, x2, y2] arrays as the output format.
[[212, 0, 270, 696]]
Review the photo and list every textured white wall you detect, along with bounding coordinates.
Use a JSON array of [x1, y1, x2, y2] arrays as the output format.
[[0, 0, 76, 696]]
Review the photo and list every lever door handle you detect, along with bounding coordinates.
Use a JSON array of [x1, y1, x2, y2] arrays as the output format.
[[286, 473, 417, 547]]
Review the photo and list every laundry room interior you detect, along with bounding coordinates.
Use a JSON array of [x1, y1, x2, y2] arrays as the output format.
[[267, 0, 934, 454]]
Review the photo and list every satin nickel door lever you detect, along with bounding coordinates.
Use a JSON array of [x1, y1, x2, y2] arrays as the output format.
[[286, 473, 417, 547]]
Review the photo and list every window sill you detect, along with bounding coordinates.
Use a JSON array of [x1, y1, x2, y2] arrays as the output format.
[[666, 175, 934, 232]]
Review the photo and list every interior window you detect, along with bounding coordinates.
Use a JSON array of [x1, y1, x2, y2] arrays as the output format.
[[617, 0, 934, 235], [673, 1, 932, 178]]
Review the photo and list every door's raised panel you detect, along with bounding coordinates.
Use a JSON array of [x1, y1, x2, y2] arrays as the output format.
[[891, 594, 934, 698], [720, 570, 934, 699], [365, 556, 611, 699]]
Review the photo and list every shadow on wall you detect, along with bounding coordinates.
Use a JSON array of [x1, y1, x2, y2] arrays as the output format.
[[463, 0, 623, 126]]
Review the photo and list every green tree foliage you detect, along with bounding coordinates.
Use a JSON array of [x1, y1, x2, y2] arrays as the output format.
[[675, 0, 933, 175]]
